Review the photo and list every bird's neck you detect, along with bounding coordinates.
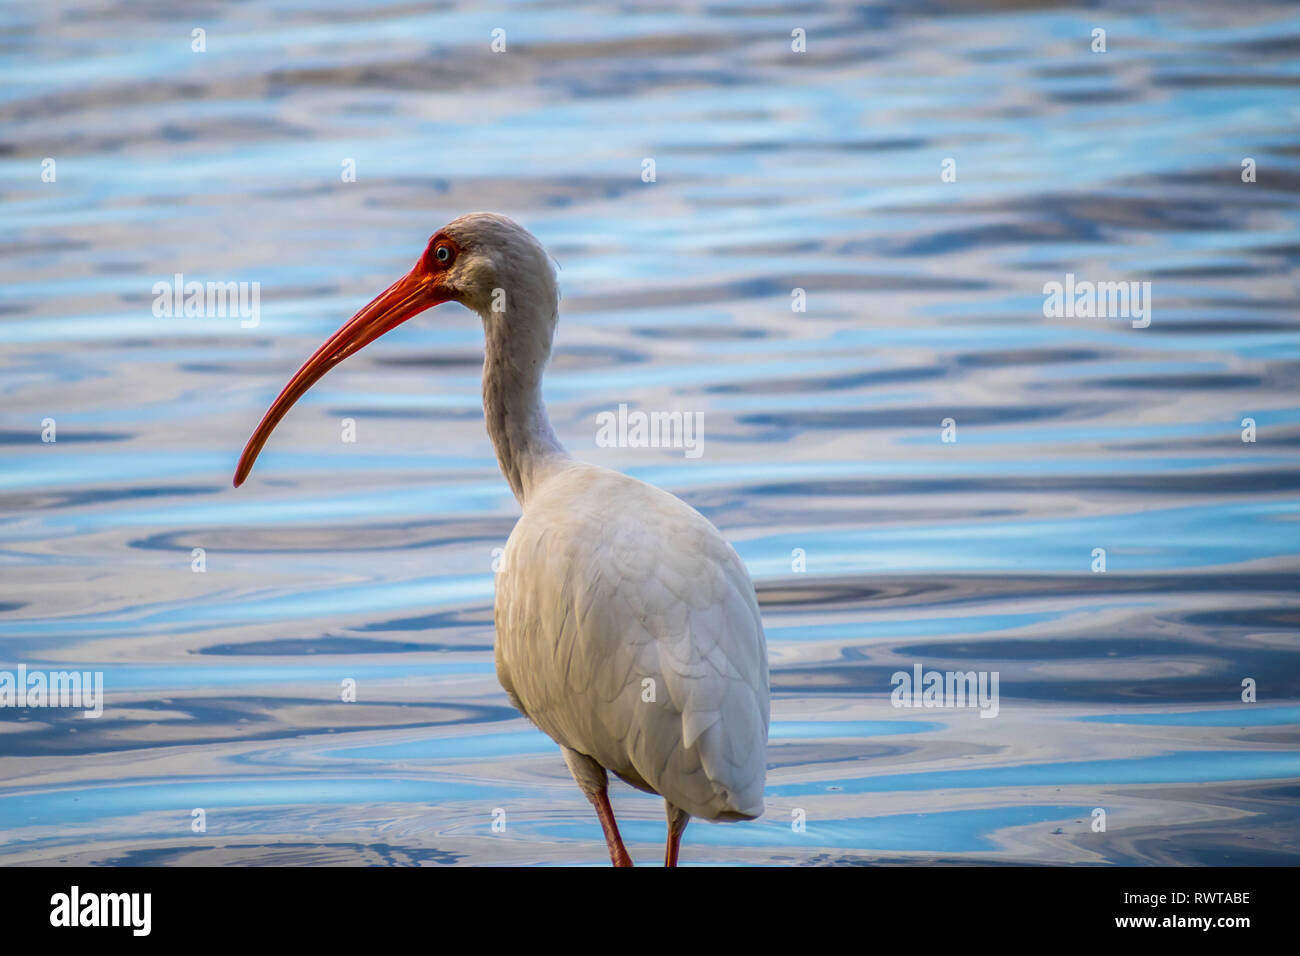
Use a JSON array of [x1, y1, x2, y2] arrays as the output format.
[[480, 309, 569, 506]]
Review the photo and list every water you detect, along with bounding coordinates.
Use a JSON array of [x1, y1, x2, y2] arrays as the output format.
[[1, 0, 1298, 865]]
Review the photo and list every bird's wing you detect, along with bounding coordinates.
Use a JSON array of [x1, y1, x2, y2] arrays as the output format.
[[495, 463, 769, 819]]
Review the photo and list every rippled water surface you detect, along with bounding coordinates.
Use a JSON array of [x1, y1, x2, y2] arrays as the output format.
[[2, 1, 1299, 865]]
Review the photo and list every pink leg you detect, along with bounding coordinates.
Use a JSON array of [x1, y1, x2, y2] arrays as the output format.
[[665, 803, 690, 867], [592, 788, 633, 867], [562, 746, 633, 867]]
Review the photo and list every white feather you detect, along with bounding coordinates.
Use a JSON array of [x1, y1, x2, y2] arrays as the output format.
[[495, 462, 769, 820]]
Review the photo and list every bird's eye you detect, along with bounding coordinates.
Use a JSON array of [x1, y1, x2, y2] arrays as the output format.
[[435, 244, 453, 263]]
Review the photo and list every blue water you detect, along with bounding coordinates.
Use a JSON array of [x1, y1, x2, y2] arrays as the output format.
[[1, 0, 1298, 865]]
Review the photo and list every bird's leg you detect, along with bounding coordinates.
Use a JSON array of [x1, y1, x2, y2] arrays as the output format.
[[591, 788, 634, 868], [664, 802, 690, 867], [562, 746, 633, 867]]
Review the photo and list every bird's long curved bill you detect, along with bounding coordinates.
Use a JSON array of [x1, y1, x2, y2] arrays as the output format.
[[233, 268, 446, 487]]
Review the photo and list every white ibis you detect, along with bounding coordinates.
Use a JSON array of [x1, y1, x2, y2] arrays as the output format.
[[234, 213, 769, 866]]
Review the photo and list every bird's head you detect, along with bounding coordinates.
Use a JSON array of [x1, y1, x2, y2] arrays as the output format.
[[430, 211, 557, 320], [233, 212, 557, 487]]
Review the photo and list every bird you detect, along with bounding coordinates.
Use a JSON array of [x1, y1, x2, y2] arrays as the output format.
[[234, 212, 769, 866]]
